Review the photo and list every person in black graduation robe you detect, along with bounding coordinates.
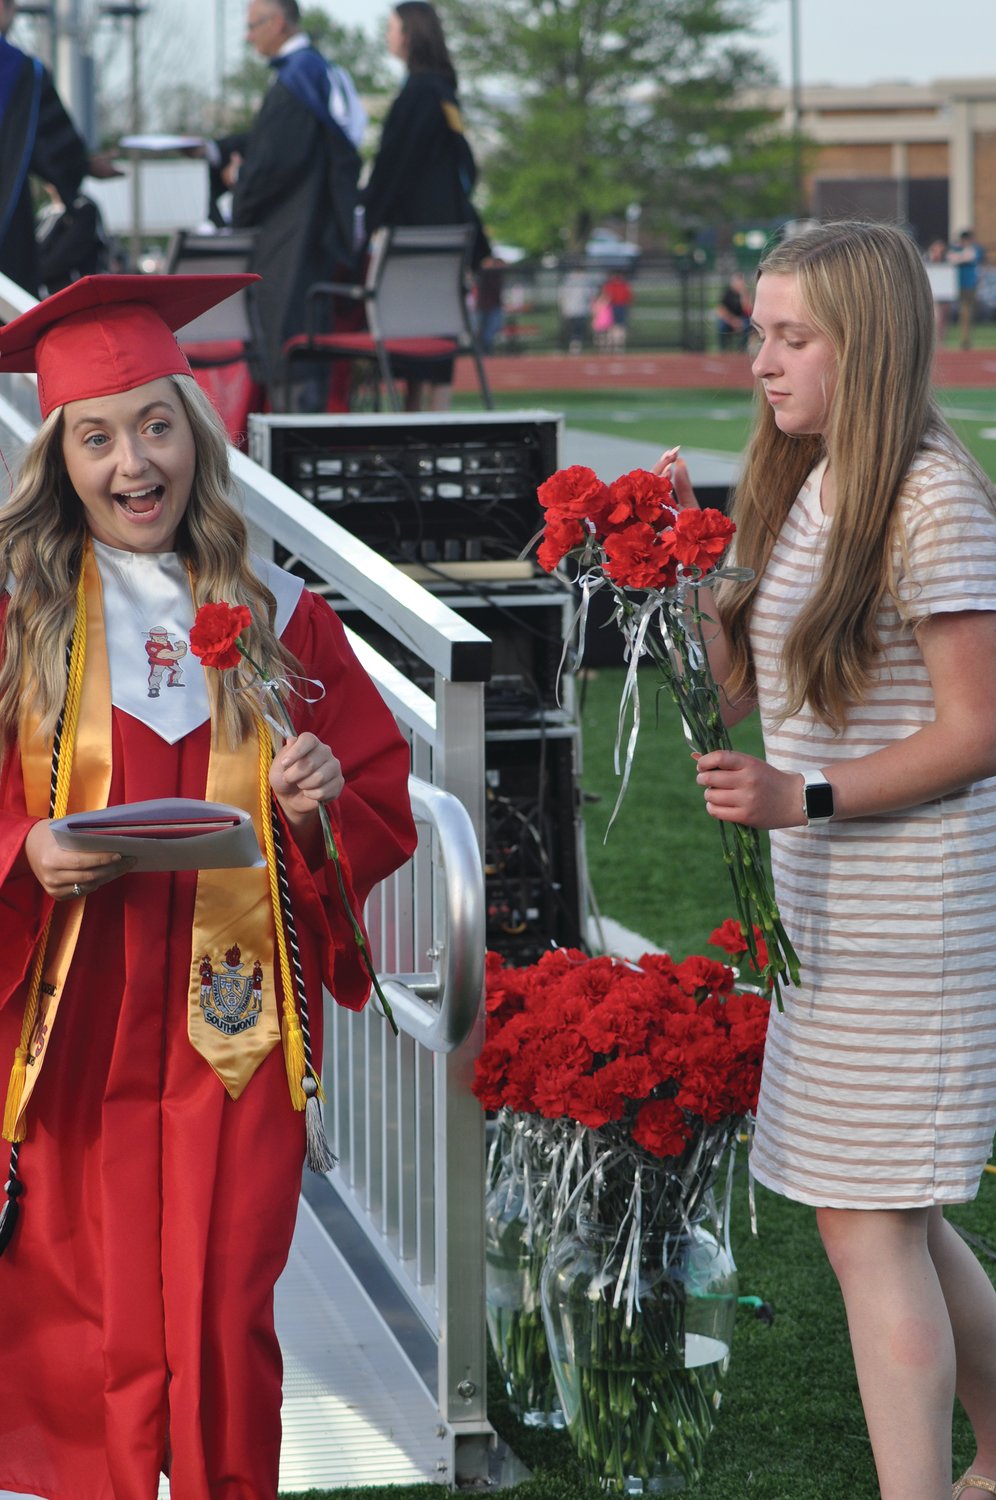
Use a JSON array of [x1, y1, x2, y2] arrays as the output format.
[[360, 3, 489, 407], [362, 69, 485, 258], [0, 1, 109, 297], [212, 2, 364, 407]]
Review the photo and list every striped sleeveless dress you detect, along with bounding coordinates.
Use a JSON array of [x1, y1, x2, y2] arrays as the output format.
[[749, 449, 996, 1207]]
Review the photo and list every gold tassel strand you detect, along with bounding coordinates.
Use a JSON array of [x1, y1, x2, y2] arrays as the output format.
[[255, 715, 336, 1174], [3, 568, 88, 1144]]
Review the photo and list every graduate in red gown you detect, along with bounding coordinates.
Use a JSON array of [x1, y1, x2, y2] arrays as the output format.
[[0, 275, 417, 1499]]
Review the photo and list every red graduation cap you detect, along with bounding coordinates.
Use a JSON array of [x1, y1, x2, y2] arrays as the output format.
[[0, 272, 259, 418]]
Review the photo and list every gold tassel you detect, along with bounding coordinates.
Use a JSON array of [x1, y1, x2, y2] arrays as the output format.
[[281, 1008, 307, 1112], [2, 917, 52, 1144], [2, 1048, 29, 1143], [3, 567, 88, 1145], [258, 715, 308, 1113]]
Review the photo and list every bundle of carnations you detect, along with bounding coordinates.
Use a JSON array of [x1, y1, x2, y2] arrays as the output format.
[[474, 934, 770, 1493], [536, 462, 798, 1007]]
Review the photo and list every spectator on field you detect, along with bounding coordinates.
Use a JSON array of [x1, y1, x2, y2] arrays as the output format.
[[948, 228, 985, 352], [602, 271, 633, 351], [560, 266, 591, 355], [715, 271, 752, 352], [474, 253, 506, 354]]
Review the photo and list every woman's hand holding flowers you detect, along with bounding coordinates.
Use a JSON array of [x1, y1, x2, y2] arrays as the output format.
[[652, 448, 699, 513], [695, 749, 804, 829], [269, 732, 344, 828]]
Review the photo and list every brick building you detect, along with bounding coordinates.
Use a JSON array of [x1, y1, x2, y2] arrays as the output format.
[[753, 77, 996, 254]]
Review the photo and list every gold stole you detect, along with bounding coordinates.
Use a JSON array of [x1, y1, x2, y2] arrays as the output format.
[[9, 547, 284, 1142]]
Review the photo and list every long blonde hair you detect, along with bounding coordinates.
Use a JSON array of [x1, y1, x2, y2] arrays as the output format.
[[718, 220, 986, 730], [0, 373, 296, 756]]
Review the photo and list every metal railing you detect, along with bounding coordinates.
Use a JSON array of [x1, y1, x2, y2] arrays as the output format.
[[0, 270, 495, 1482], [487, 254, 713, 353]]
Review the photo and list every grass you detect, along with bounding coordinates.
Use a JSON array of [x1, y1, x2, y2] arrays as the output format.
[[461, 385, 996, 485], [284, 1171, 996, 1499], [283, 383, 996, 1497], [578, 666, 765, 958]]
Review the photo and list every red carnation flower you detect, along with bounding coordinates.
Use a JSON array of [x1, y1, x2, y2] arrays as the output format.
[[674, 954, 735, 998], [189, 602, 252, 670], [669, 507, 735, 572], [596, 1054, 664, 1101], [632, 1097, 689, 1158], [562, 1072, 627, 1129], [537, 512, 585, 573], [603, 522, 678, 591], [537, 465, 611, 525], [580, 984, 658, 1057], [603, 469, 677, 531], [709, 918, 748, 955], [709, 919, 769, 975]]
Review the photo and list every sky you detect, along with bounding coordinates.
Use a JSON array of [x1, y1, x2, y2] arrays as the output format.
[[19, 0, 992, 128], [316, 0, 992, 91]]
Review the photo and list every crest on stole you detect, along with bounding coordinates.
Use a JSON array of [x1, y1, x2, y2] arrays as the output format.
[[198, 944, 264, 1036]]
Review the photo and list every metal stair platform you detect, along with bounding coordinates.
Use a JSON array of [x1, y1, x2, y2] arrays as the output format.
[[155, 1190, 451, 1496]]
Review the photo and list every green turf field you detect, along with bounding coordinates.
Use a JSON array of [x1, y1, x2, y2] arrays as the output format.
[[461, 385, 996, 482]]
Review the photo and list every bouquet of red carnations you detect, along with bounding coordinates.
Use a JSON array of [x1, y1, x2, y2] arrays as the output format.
[[536, 463, 798, 1005], [475, 935, 770, 1491], [474, 939, 769, 1180]]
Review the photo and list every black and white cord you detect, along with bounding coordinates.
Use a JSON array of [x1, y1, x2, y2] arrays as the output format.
[[269, 806, 337, 1174]]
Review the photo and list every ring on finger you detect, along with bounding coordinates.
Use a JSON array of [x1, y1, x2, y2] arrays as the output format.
[[71, 881, 85, 899]]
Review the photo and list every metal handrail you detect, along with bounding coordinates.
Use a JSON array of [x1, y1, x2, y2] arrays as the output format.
[[382, 775, 484, 1053]]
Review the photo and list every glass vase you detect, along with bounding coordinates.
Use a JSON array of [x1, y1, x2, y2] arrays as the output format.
[[540, 1148, 738, 1492], [484, 1112, 569, 1428]]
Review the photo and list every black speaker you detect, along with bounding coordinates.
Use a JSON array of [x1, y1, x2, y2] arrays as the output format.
[[249, 411, 560, 572], [248, 413, 587, 962], [485, 727, 584, 963], [331, 576, 575, 727]]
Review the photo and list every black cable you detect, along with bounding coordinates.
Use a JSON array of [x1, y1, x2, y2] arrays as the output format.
[[268, 802, 336, 1173]]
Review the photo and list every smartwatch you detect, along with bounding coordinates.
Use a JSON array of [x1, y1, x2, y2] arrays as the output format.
[[801, 768, 834, 826]]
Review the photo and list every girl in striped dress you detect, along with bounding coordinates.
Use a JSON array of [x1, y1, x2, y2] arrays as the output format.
[[675, 221, 996, 1500]]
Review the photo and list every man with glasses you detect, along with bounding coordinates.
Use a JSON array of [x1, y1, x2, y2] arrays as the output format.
[[208, 0, 366, 406]]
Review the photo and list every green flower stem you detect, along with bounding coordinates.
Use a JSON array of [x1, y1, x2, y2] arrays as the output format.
[[316, 802, 399, 1036], [492, 1298, 560, 1418], [609, 585, 799, 1009], [560, 1297, 720, 1491], [238, 642, 399, 1037]]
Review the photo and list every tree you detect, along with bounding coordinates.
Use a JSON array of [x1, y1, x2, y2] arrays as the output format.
[[434, 0, 800, 256]]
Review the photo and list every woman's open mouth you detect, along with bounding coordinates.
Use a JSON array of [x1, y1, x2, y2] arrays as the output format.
[[114, 484, 165, 517]]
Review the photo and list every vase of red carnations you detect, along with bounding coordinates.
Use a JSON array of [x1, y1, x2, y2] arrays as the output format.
[[484, 1110, 570, 1428], [473, 938, 769, 1491], [540, 1135, 738, 1493]]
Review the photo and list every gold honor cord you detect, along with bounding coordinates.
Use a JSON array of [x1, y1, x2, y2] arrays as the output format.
[[256, 712, 335, 1173], [3, 566, 88, 1142]]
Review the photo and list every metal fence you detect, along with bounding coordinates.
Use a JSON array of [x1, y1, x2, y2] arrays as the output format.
[[488, 255, 717, 354], [0, 270, 496, 1483]]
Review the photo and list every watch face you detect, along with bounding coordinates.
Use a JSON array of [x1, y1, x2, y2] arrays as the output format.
[[805, 781, 834, 821]]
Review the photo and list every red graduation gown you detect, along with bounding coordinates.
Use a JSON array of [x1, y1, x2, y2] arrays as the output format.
[[0, 589, 416, 1500]]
